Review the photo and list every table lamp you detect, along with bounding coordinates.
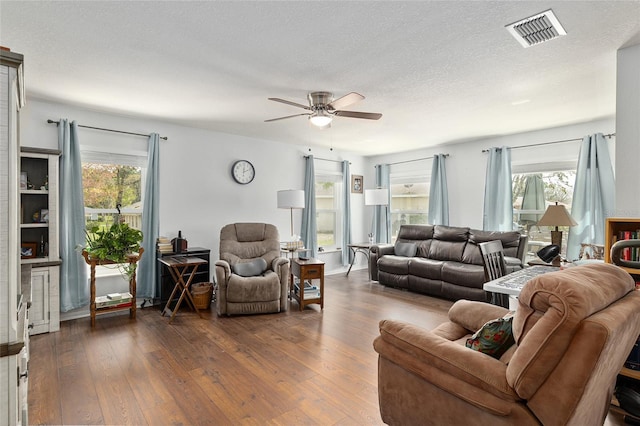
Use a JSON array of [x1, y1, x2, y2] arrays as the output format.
[[536, 202, 577, 253], [277, 189, 305, 237]]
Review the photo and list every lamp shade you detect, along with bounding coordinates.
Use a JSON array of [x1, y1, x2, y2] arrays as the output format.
[[277, 189, 305, 209], [537, 202, 577, 227], [365, 188, 389, 206]]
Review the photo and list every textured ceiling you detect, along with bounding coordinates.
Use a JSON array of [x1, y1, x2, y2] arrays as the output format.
[[1, 1, 639, 155]]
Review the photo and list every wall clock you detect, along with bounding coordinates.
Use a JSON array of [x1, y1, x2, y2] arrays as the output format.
[[231, 160, 255, 184]]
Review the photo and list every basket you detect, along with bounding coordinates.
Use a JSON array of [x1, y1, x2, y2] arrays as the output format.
[[191, 282, 213, 310]]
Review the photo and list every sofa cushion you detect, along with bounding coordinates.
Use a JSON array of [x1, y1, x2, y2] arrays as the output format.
[[395, 242, 417, 257], [397, 224, 434, 241], [408, 257, 444, 280], [232, 258, 268, 277], [466, 315, 515, 359], [226, 271, 281, 302], [441, 261, 485, 288], [428, 225, 469, 262], [378, 255, 411, 275]]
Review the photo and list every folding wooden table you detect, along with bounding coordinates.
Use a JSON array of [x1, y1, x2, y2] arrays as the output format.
[[158, 256, 208, 323]]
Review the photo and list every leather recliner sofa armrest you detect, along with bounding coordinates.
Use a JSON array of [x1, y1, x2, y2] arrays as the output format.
[[370, 244, 395, 281]]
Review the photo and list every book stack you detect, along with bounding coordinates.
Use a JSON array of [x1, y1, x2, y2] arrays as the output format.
[[157, 236, 172, 254], [294, 280, 320, 299], [95, 292, 133, 309]]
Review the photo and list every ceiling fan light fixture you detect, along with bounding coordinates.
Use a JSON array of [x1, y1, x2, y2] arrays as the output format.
[[309, 111, 332, 127]]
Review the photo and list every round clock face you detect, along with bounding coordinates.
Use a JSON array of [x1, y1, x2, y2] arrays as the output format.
[[231, 160, 255, 184]]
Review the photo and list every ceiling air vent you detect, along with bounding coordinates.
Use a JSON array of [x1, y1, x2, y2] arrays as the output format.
[[506, 9, 566, 48]]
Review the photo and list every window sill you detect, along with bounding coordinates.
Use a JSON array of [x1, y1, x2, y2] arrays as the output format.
[[318, 248, 342, 255]]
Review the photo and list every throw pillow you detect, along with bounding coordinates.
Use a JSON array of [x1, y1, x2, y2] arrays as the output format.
[[395, 242, 417, 257], [465, 314, 515, 359], [232, 258, 268, 277]]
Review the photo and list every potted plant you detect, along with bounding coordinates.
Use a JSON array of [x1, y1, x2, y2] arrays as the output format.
[[82, 222, 144, 278]]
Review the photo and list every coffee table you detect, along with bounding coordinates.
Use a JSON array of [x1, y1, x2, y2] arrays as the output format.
[[483, 265, 559, 297]]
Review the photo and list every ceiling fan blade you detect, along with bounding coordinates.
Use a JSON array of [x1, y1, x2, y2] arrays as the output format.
[[334, 110, 382, 120], [267, 97, 310, 110], [328, 92, 365, 110], [264, 113, 310, 122]]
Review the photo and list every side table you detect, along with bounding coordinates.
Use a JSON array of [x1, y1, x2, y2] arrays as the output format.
[[158, 256, 208, 323], [82, 248, 143, 328], [291, 258, 324, 311], [346, 242, 374, 278]]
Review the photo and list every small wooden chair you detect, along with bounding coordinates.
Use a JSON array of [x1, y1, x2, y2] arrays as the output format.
[[479, 240, 509, 308]]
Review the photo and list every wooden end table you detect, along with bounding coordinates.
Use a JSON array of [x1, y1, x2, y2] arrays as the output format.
[[290, 258, 324, 311], [158, 256, 208, 323]]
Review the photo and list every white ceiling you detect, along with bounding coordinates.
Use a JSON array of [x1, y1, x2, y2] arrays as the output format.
[[1, 1, 639, 155]]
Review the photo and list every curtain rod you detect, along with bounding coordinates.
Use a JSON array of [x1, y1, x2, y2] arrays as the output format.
[[481, 133, 615, 153], [304, 155, 351, 164], [47, 119, 168, 140], [388, 154, 449, 166]]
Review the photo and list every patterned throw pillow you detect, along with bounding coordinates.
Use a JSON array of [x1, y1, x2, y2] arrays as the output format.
[[465, 315, 515, 359]]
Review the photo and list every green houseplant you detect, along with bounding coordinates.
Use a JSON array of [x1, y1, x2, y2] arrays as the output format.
[[83, 222, 144, 278]]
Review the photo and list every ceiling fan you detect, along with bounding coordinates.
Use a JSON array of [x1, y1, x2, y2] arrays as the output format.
[[265, 91, 382, 127]]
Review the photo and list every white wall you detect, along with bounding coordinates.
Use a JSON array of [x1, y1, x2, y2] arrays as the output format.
[[615, 43, 640, 217], [365, 117, 616, 230], [20, 89, 628, 321], [20, 99, 370, 319]]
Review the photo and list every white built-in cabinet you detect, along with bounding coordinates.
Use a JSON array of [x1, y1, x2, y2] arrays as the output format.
[[19, 148, 61, 335], [1, 49, 29, 426]]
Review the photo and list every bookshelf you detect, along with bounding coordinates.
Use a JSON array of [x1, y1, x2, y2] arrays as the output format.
[[605, 218, 640, 380], [20, 148, 62, 335]]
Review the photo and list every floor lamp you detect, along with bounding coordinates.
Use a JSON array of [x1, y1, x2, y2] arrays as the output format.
[[277, 189, 305, 238], [365, 188, 389, 243]]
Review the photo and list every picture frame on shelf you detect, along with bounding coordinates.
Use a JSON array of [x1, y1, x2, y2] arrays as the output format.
[[21, 242, 37, 259], [351, 175, 363, 194], [20, 171, 27, 190], [40, 208, 49, 223]]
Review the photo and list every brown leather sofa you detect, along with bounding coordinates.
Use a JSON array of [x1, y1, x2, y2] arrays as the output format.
[[373, 262, 640, 425], [370, 225, 527, 301]]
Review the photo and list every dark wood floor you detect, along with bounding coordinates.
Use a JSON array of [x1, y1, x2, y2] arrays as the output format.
[[29, 268, 627, 425]]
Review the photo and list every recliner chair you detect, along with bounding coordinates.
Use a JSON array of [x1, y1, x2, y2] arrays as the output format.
[[373, 262, 640, 425], [215, 223, 289, 316]]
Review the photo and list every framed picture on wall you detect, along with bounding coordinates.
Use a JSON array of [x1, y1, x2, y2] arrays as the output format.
[[351, 175, 363, 193]]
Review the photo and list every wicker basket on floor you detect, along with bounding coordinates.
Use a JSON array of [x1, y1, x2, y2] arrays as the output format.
[[191, 282, 213, 310]]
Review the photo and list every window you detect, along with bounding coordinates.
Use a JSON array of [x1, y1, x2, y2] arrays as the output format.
[[315, 173, 343, 250], [512, 168, 576, 258], [82, 151, 146, 236], [390, 174, 429, 242]]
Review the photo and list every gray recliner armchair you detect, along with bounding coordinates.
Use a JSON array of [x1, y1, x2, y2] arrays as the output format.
[[215, 223, 290, 316]]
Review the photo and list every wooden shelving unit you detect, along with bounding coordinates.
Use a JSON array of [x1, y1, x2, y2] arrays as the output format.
[[82, 248, 144, 328], [605, 218, 640, 380]]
